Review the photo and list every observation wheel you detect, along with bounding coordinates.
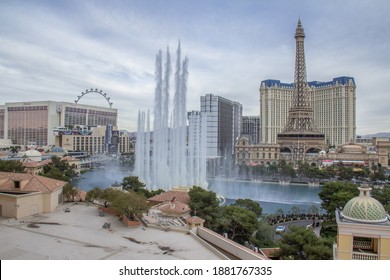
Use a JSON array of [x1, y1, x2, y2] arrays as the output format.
[[75, 88, 113, 108]]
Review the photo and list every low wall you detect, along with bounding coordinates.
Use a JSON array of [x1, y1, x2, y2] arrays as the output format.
[[122, 214, 140, 227], [189, 229, 230, 260], [195, 227, 269, 260], [99, 207, 141, 227]]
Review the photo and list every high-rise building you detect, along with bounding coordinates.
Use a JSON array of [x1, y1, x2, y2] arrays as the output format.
[[0, 101, 117, 146], [241, 116, 260, 145], [260, 24, 356, 147], [200, 94, 242, 158]]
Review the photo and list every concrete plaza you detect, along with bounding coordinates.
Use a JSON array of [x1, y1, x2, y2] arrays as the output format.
[[0, 203, 223, 260]]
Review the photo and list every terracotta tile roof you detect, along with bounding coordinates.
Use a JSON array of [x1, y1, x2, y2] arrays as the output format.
[[185, 216, 205, 224], [22, 159, 51, 168], [62, 156, 78, 162], [0, 172, 66, 193], [259, 248, 280, 258], [156, 200, 191, 215], [148, 190, 190, 204], [0, 151, 10, 157]]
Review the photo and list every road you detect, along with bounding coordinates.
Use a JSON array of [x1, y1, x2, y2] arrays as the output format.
[[273, 219, 314, 240]]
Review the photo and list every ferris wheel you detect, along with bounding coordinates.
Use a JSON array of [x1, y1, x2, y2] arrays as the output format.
[[74, 88, 113, 108]]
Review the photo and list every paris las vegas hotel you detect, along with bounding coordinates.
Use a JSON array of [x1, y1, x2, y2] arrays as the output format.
[[260, 76, 356, 146]]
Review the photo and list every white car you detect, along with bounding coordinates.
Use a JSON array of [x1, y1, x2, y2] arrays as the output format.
[[275, 225, 286, 233]]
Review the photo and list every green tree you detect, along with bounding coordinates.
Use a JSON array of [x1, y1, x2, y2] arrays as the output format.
[[296, 161, 310, 179], [318, 181, 358, 216], [111, 191, 150, 220], [40, 166, 69, 181], [337, 166, 354, 181], [275, 208, 285, 216], [233, 198, 263, 217], [188, 186, 220, 229], [219, 205, 259, 244], [121, 176, 162, 198], [371, 185, 390, 212], [62, 183, 78, 202], [9, 146, 21, 154], [122, 176, 146, 193], [289, 205, 301, 215], [370, 165, 386, 181], [251, 220, 276, 248], [307, 205, 320, 215], [278, 160, 296, 179], [40, 156, 76, 181], [0, 160, 26, 173], [100, 188, 119, 208], [268, 162, 278, 177], [275, 225, 333, 260], [85, 187, 103, 203]]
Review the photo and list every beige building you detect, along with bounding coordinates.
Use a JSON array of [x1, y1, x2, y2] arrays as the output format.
[[0, 172, 66, 219], [372, 137, 390, 168], [62, 126, 133, 155], [334, 185, 390, 260], [326, 142, 378, 167], [235, 136, 279, 166], [260, 78, 356, 147]]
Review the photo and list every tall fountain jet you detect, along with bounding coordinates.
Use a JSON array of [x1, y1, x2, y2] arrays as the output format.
[[134, 43, 207, 191]]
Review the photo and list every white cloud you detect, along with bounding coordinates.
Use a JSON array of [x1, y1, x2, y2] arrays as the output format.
[[0, 0, 390, 134]]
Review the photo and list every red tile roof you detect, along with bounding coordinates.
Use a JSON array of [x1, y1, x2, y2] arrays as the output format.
[[156, 200, 191, 215], [22, 159, 51, 168], [185, 216, 205, 224], [148, 190, 190, 204], [0, 172, 67, 193]]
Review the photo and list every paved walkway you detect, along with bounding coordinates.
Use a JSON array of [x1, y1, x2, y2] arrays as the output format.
[[0, 203, 224, 260]]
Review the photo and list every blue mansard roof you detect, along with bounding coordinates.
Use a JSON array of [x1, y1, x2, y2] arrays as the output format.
[[262, 76, 355, 89]]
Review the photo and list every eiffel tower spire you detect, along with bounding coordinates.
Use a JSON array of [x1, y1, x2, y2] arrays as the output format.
[[277, 19, 325, 163], [282, 19, 317, 133]]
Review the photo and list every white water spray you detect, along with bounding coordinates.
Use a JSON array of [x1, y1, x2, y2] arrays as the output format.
[[135, 43, 207, 191]]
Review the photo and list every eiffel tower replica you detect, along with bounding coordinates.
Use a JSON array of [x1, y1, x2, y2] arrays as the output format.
[[277, 20, 325, 163]]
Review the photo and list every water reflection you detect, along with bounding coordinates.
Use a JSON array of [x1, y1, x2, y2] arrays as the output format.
[[73, 162, 322, 214], [73, 162, 131, 191], [208, 179, 322, 214]]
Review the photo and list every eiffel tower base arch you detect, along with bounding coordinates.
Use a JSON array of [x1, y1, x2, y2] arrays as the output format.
[[277, 133, 326, 165]]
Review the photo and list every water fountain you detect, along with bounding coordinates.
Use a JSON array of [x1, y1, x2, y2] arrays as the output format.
[[134, 43, 207, 190]]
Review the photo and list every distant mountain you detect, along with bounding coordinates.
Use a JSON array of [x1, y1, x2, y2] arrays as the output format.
[[358, 132, 390, 138]]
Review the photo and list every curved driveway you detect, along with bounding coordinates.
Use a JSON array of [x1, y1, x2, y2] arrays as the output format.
[[273, 219, 316, 240]]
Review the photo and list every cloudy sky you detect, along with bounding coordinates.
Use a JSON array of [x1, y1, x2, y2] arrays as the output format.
[[1, 0, 389, 135]]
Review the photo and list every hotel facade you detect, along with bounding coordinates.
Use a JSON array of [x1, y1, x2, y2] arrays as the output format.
[[260, 76, 356, 146], [0, 101, 117, 147]]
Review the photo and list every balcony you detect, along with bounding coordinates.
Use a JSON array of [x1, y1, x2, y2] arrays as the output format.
[[352, 252, 379, 260], [352, 239, 379, 260], [353, 240, 373, 250]]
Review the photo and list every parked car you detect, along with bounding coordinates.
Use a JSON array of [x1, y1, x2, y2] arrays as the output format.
[[275, 225, 286, 233]]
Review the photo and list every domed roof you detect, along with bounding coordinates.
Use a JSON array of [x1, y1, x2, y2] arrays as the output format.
[[25, 149, 42, 157], [340, 143, 365, 153], [24, 149, 42, 162], [342, 184, 388, 223], [51, 146, 65, 153]]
